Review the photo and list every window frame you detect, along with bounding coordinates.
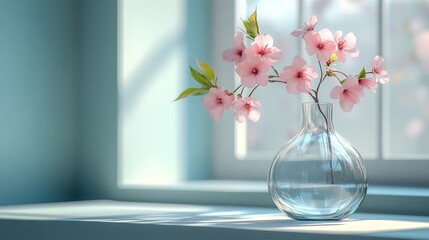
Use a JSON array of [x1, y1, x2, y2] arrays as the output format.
[[211, 0, 429, 187], [112, 0, 429, 217], [116, 0, 429, 189]]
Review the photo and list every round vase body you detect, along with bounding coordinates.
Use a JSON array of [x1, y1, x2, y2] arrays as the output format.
[[268, 103, 367, 220]]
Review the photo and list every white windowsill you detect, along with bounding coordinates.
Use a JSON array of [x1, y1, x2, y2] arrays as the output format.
[[1, 200, 429, 240], [116, 180, 429, 216]]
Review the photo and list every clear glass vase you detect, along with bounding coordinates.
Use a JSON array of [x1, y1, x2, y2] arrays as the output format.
[[268, 102, 368, 220]]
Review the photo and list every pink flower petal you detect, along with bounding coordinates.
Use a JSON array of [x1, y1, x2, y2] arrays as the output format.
[[233, 97, 261, 122], [319, 28, 334, 42], [305, 29, 337, 62], [240, 75, 258, 88], [359, 78, 377, 92], [339, 95, 355, 112], [304, 66, 318, 79], [291, 29, 307, 37], [233, 32, 245, 50], [372, 55, 389, 84], [378, 70, 389, 84], [280, 55, 317, 94], [330, 86, 342, 99], [248, 108, 260, 122], [222, 32, 246, 63], [286, 79, 299, 94], [304, 32, 319, 55], [343, 75, 359, 89], [222, 48, 240, 62], [330, 75, 364, 112], [336, 50, 347, 63], [209, 106, 224, 121], [266, 47, 283, 62], [343, 32, 356, 46], [255, 74, 269, 86], [291, 15, 318, 38], [251, 34, 282, 62], [236, 49, 271, 88], [351, 86, 365, 99], [203, 87, 234, 120], [297, 80, 311, 93], [348, 47, 359, 57], [293, 56, 306, 69], [307, 15, 318, 29]]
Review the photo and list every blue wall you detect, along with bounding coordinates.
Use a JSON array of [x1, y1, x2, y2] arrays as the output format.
[[77, 0, 118, 199], [0, 0, 212, 204], [0, 0, 79, 204], [0, 0, 119, 205], [77, 0, 212, 200]]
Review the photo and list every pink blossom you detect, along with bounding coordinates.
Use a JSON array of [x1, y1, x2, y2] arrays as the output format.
[[334, 31, 359, 62], [358, 77, 377, 92], [250, 34, 282, 62], [222, 32, 246, 63], [236, 49, 271, 88], [279, 56, 318, 94], [415, 31, 429, 73], [372, 55, 389, 84], [202, 87, 235, 121], [304, 28, 337, 62], [330, 75, 364, 112], [405, 118, 425, 138], [233, 97, 261, 123], [291, 15, 318, 38]]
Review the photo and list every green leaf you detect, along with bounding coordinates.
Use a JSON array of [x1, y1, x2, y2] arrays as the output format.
[[241, 8, 259, 39], [189, 66, 212, 88], [358, 67, 366, 79], [242, 19, 257, 39], [197, 60, 215, 81], [247, 8, 259, 35], [174, 88, 206, 101], [192, 89, 209, 96]]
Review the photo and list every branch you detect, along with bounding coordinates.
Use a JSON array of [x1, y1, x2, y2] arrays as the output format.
[[249, 85, 259, 97]]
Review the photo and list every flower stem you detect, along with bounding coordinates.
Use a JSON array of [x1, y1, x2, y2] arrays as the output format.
[[314, 100, 335, 184], [315, 61, 327, 103], [315, 61, 335, 185], [332, 70, 348, 78], [271, 66, 280, 77], [233, 85, 242, 94], [249, 85, 259, 97], [308, 92, 317, 101], [268, 80, 286, 84], [333, 75, 343, 84]]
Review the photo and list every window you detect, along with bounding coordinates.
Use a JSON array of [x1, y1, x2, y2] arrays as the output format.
[[118, 0, 212, 186], [118, 0, 429, 187], [213, 0, 429, 186]]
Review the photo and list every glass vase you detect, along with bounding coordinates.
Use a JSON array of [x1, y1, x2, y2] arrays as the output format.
[[268, 102, 367, 220]]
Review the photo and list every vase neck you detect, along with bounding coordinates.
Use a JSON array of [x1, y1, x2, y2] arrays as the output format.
[[301, 102, 334, 130]]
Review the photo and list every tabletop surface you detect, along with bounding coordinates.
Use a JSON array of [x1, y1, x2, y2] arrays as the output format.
[[0, 200, 428, 240]]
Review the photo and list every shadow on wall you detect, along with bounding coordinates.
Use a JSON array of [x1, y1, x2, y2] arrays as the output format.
[[0, 0, 79, 205]]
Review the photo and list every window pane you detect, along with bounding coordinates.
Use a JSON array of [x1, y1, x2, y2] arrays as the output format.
[[240, 0, 379, 159], [304, 0, 380, 160], [119, 0, 187, 185], [240, 0, 302, 159], [384, 0, 429, 159]]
